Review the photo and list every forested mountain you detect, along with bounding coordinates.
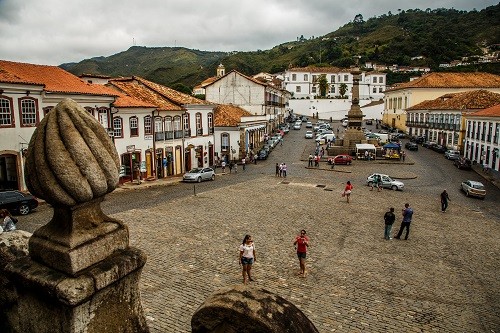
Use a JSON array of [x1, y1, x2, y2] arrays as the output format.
[[61, 4, 500, 90]]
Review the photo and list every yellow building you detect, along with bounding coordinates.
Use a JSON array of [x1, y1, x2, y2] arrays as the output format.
[[382, 72, 500, 131]]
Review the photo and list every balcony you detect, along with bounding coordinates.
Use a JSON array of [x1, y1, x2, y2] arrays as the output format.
[[208, 127, 214, 135], [196, 128, 203, 136], [165, 132, 174, 140], [184, 129, 191, 137], [155, 132, 165, 141], [174, 130, 184, 139]]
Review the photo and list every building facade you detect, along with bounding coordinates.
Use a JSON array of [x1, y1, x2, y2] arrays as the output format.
[[383, 72, 500, 131]]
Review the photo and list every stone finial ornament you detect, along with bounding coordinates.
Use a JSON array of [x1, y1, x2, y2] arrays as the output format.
[[25, 98, 120, 206]]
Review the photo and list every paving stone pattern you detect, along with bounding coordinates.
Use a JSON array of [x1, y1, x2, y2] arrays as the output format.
[[113, 175, 500, 333]]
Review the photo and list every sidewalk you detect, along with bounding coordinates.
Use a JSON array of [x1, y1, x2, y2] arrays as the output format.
[[117, 176, 183, 192], [471, 163, 500, 190]]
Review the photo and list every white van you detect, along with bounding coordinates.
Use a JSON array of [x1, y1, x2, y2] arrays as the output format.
[[315, 133, 336, 144], [342, 119, 349, 127]]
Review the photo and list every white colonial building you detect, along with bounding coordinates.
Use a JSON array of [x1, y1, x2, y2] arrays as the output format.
[[464, 104, 500, 172]]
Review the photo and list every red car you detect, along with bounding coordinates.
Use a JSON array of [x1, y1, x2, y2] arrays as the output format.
[[327, 154, 353, 165]]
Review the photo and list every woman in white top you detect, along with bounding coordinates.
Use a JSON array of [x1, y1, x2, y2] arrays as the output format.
[[239, 234, 256, 284], [0, 209, 16, 232]]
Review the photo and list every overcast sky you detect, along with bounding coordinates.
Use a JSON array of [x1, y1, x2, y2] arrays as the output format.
[[0, 0, 497, 66]]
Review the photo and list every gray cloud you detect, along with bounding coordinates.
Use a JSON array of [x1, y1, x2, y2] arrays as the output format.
[[0, 0, 496, 65]]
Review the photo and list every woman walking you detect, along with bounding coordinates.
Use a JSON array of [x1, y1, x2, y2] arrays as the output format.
[[293, 230, 309, 277], [343, 181, 353, 203], [239, 234, 256, 284]]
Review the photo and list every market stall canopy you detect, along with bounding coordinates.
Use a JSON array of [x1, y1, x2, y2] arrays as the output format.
[[355, 144, 376, 152], [383, 142, 401, 150]]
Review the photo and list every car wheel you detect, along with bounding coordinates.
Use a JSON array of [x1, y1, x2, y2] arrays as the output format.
[[19, 204, 30, 215], [197, 177, 202, 183], [211, 174, 215, 181], [391, 185, 398, 191]]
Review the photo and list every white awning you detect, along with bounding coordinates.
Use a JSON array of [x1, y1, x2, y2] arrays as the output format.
[[356, 144, 376, 151], [244, 125, 266, 131]]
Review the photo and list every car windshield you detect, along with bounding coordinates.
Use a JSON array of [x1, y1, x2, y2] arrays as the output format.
[[472, 183, 484, 190], [188, 168, 201, 173]]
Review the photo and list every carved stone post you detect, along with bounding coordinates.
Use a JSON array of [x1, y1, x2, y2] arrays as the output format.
[[5, 99, 149, 333], [343, 65, 367, 149]]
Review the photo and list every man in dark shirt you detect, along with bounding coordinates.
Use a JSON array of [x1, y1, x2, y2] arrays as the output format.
[[440, 190, 450, 213], [384, 207, 396, 240], [395, 203, 414, 240]]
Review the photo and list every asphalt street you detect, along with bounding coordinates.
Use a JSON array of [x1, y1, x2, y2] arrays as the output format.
[[15, 120, 500, 332]]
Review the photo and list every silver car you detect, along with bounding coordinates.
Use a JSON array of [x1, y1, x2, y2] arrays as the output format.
[[183, 167, 215, 182], [461, 180, 486, 199], [366, 173, 404, 191]]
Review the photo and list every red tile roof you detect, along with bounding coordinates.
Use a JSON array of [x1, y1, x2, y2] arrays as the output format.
[[288, 66, 342, 73], [387, 72, 500, 92], [468, 104, 500, 117], [0, 60, 118, 96], [214, 104, 252, 126], [406, 90, 500, 111]]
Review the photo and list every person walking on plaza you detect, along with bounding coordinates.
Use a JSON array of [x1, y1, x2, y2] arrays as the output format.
[[282, 163, 287, 178], [275, 163, 279, 177], [229, 161, 233, 173], [239, 234, 256, 284], [221, 160, 226, 173], [370, 174, 382, 192], [308, 154, 313, 167], [395, 203, 414, 240], [402, 151, 406, 162], [242, 157, 246, 170], [234, 162, 238, 173], [384, 207, 396, 240], [440, 190, 450, 213], [293, 230, 309, 278], [343, 181, 353, 203]]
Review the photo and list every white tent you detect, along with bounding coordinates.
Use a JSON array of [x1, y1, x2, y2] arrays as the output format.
[[355, 144, 376, 153]]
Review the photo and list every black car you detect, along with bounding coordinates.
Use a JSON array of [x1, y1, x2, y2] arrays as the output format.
[[0, 190, 38, 215], [405, 142, 419, 151], [454, 157, 472, 170], [411, 136, 425, 144], [365, 119, 373, 125], [257, 150, 268, 160], [432, 145, 448, 153]]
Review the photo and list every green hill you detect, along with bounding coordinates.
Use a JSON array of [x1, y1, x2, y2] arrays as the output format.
[[61, 4, 500, 89]]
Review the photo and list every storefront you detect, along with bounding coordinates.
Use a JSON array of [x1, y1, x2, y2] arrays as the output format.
[[120, 146, 142, 183], [0, 153, 19, 190]]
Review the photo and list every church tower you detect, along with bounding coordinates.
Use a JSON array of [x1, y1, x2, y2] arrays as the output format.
[[216, 64, 225, 77]]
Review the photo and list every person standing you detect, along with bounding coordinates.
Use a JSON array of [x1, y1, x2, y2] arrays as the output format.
[[395, 203, 414, 240], [242, 157, 246, 170], [275, 163, 279, 177], [279, 163, 283, 177], [229, 161, 233, 174], [221, 160, 226, 173], [343, 181, 353, 203], [384, 207, 396, 240], [402, 151, 406, 162], [308, 154, 313, 167], [239, 235, 256, 284], [370, 174, 382, 192], [293, 230, 309, 278], [440, 190, 450, 213], [282, 163, 287, 178]]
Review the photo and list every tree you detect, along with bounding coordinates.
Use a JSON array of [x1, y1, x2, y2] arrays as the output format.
[[339, 83, 348, 98], [353, 14, 364, 24], [317, 75, 329, 97]]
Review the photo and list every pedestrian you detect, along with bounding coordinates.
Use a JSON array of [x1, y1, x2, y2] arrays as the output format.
[[440, 190, 450, 213], [308, 154, 313, 167], [221, 160, 226, 173], [234, 162, 238, 173], [330, 159, 335, 169], [280, 138, 283, 146], [254, 155, 257, 164], [282, 163, 287, 178], [402, 151, 406, 162], [0, 209, 16, 232], [293, 230, 309, 278], [279, 163, 283, 177], [239, 234, 256, 284], [343, 181, 353, 203], [370, 174, 382, 192], [242, 157, 246, 170], [395, 203, 414, 240], [384, 207, 396, 240], [229, 161, 233, 174], [275, 163, 279, 177], [364, 150, 369, 160]]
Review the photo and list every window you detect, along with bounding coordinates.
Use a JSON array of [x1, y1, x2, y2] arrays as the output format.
[[343, 74, 348, 81], [98, 108, 108, 129], [331, 86, 335, 93], [19, 98, 37, 126], [43, 106, 54, 117], [379, 87, 383, 93], [296, 86, 301, 93], [330, 76, 335, 83], [373, 77, 378, 83], [196, 113, 202, 135], [221, 133, 229, 151], [130, 116, 139, 137], [154, 117, 163, 133], [312, 75, 317, 82], [113, 117, 123, 138], [174, 116, 181, 130], [487, 122, 493, 142], [0, 97, 14, 127], [144, 116, 152, 135], [494, 123, 499, 144], [292, 74, 296, 81], [312, 87, 317, 93], [379, 77, 384, 83], [304, 74, 308, 81], [208, 113, 213, 134], [164, 116, 173, 132], [183, 114, 190, 136], [373, 87, 377, 93]]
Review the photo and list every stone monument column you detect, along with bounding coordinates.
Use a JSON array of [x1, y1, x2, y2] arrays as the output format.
[[342, 65, 366, 150], [5, 99, 149, 333]]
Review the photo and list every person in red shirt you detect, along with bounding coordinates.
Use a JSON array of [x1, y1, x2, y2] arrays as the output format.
[[343, 181, 353, 203], [293, 230, 310, 278]]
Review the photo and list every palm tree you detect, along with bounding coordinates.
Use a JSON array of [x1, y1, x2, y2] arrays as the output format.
[[318, 75, 329, 97], [339, 83, 348, 98]]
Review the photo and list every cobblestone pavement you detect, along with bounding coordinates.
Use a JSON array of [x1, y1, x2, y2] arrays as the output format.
[[112, 170, 500, 332]]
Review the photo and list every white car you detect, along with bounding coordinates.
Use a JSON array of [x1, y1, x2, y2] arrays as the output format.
[[461, 180, 486, 199], [183, 167, 215, 182], [366, 173, 404, 191], [293, 123, 301, 130], [305, 131, 313, 139], [306, 121, 313, 128]]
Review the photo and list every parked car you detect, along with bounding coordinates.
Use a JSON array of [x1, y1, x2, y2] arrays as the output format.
[[327, 154, 352, 165], [306, 121, 313, 128], [183, 167, 215, 182], [454, 157, 472, 170], [432, 145, 448, 153], [293, 123, 301, 130], [444, 150, 460, 160], [305, 131, 314, 139], [257, 150, 268, 160], [405, 142, 419, 151], [461, 180, 486, 199], [0, 190, 38, 215], [411, 136, 425, 144], [366, 173, 404, 191], [365, 119, 373, 125]]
